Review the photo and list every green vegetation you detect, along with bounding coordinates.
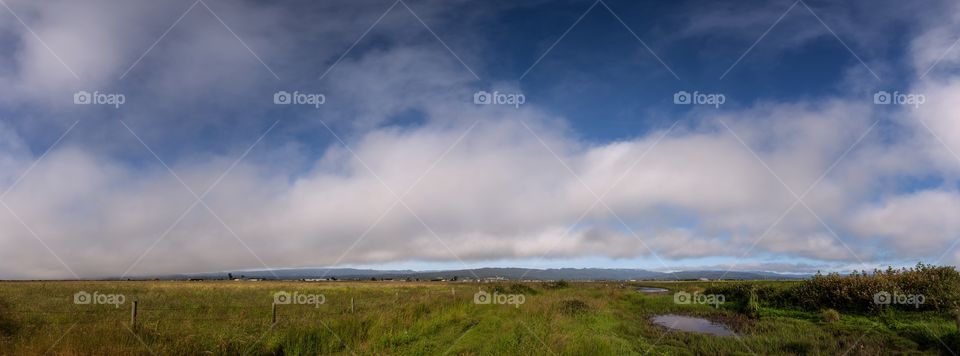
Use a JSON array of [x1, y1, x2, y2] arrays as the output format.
[[0, 270, 958, 355], [821, 308, 840, 323]]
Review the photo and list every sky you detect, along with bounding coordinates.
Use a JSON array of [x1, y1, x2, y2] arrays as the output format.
[[0, 0, 959, 279]]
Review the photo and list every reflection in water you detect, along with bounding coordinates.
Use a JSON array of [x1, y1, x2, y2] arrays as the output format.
[[636, 287, 670, 293], [651, 314, 735, 336]]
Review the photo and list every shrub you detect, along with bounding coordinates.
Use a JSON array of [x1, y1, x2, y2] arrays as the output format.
[[542, 280, 570, 289], [558, 299, 590, 316], [703, 283, 789, 307], [741, 286, 761, 319], [821, 308, 840, 323], [788, 263, 960, 313], [506, 283, 538, 295]]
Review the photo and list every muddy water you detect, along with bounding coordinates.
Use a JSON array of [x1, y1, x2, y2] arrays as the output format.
[[650, 314, 735, 336]]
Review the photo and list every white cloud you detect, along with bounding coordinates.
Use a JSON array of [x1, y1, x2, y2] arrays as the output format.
[[1, 0, 960, 278]]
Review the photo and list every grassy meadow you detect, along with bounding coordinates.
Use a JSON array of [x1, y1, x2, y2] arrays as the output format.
[[0, 276, 958, 355]]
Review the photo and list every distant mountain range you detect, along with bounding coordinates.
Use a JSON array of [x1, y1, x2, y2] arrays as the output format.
[[137, 267, 809, 281]]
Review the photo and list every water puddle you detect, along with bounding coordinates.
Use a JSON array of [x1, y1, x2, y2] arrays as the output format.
[[636, 287, 670, 293], [650, 314, 735, 337]]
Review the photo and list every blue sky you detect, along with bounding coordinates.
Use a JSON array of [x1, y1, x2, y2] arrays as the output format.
[[0, 0, 959, 278]]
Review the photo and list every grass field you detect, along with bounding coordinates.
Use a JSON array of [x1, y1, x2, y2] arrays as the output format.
[[0, 280, 957, 355]]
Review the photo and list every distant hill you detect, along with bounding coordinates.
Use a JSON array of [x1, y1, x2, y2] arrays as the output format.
[[136, 267, 808, 281]]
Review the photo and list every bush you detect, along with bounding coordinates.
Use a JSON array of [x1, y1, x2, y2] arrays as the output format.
[[542, 280, 570, 289], [741, 286, 761, 319], [788, 263, 960, 313], [491, 283, 538, 295], [558, 299, 590, 316], [703, 283, 790, 307], [821, 308, 840, 323]]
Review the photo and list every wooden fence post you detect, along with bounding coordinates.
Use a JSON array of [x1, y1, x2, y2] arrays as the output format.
[[350, 297, 355, 313], [130, 301, 138, 328], [272, 303, 277, 324], [954, 308, 960, 331]]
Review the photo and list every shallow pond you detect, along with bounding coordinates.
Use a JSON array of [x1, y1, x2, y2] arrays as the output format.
[[635, 287, 669, 293], [650, 314, 735, 336]]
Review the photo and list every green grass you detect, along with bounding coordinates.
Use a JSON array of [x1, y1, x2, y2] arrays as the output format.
[[0, 280, 956, 355]]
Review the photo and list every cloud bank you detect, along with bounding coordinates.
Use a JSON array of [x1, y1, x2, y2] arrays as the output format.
[[0, 0, 958, 278]]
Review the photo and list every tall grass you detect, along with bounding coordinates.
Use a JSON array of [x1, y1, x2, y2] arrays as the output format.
[[2, 278, 958, 354], [792, 263, 960, 312], [706, 263, 960, 313]]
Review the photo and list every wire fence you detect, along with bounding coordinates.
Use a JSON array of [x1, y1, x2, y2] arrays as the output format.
[[7, 287, 478, 327]]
